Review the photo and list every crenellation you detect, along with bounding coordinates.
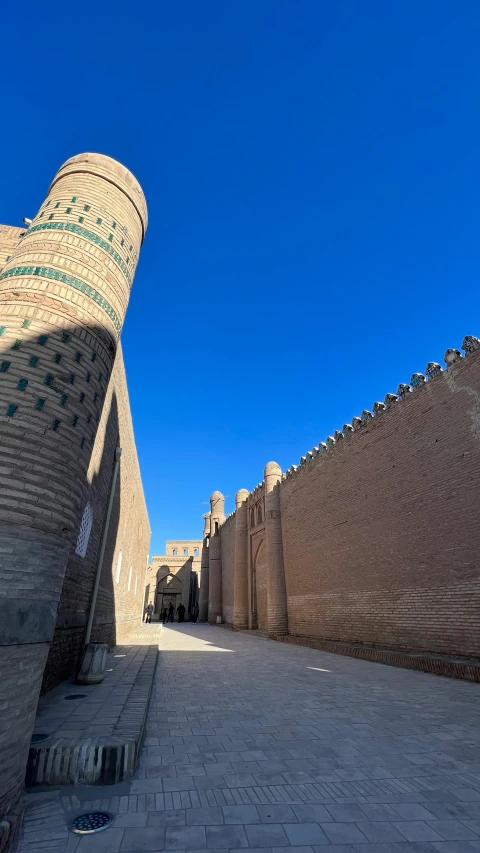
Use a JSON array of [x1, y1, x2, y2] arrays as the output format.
[[410, 372, 425, 388], [397, 382, 411, 398], [373, 401, 386, 415], [444, 347, 462, 366], [426, 361, 442, 379], [462, 334, 480, 355]]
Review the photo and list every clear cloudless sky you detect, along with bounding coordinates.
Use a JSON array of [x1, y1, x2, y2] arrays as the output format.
[[1, 2, 480, 554]]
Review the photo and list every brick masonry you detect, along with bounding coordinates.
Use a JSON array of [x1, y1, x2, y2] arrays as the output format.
[[27, 642, 158, 787], [207, 343, 480, 665], [0, 153, 150, 850]]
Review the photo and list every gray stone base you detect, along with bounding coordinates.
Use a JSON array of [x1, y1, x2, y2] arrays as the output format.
[[26, 644, 157, 787], [275, 633, 480, 681]]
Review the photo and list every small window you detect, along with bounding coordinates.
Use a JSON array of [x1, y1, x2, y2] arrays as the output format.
[[17, 378, 28, 391], [91, 351, 97, 362], [60, 394, 68, 407], [35, 398, 45, 411], [80, 436, 85, 449], [12, 340, 21, 350], [44, 374, 54, 386], [29, 356, 38, 367], [46, 201, 51, 207], [69, 374, 75, 384], [6, 404, 17, 417], [83, 204, 90, 212], [38, 335, 48, 345], [72, 415, 78, 427], [120, 238, 124, 246], [62, 332, 70, 343], [86, 372, 91, 383], [75, 502, 93, 558], [115, 551, 123, 583], [79, 392, 85, 403], [214, 521, 219, 534], [129, 244, 132, 251], [54, 353, 61, 364], [78, 216, 84, 224], [183, 548, 188, 556], [257, 505, 263, 524], [65, 207, 72, 214], [52, 419, 61, 432], [22, 319, 31, 329], [54, 202, 60, 209], [173, 549, 177, 556], [108, 233, 113, 242], [75, 351, 82, 362], [71, 196, 77, 203], [48, 214, 54, 220], [250, 509, 255, 527], [194, 548, 199, 557], [0, 361, 11, 373], [96, 217, 102, 225], [0, 326, 6, 336], [112, 221, 116, 229]]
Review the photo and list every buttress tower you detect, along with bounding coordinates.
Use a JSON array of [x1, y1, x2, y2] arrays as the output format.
[[0, 154, 147, 836]]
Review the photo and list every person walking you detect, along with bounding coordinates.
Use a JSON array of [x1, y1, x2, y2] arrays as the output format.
[[161, 606, 167, 625], [168, 602, 174, 623], [145, 603, 154, 624], [177, 603, 186, 623], [191, 602, 199, 624]]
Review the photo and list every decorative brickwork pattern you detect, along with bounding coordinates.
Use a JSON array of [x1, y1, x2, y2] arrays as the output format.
[[0, 153, 149, 841]]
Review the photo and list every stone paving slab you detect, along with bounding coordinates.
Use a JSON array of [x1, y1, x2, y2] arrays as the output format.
[[26, 642, 158, 786], [18, 624, 480, 853]]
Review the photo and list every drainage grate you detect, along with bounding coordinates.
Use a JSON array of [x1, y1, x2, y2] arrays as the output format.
[[65, 694, 87, 700], [31, 733, 50, 743], [70, 812, 114, 834]]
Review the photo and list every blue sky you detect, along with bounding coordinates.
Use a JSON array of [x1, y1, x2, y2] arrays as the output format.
[[2, 2, 480, 554]]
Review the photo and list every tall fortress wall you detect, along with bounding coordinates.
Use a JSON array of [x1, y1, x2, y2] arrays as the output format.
[[0, 154, 150, 845], [204, 339, 480, 663]]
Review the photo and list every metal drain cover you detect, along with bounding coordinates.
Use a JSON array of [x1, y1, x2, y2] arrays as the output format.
[[65, 694, 87, 700], [31, 733, 50, 743], [70, 812, 114, 834]]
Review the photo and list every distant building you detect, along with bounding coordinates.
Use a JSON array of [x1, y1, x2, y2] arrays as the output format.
[[145, 540, 202, 619]]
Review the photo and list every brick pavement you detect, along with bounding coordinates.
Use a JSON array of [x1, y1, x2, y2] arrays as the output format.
[[26, 642, 158, 786], [18, 623, 480, 852]]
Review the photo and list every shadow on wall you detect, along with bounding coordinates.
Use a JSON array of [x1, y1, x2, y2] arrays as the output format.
[[0, 318, 147, 698], [41, 385, 121, 693]]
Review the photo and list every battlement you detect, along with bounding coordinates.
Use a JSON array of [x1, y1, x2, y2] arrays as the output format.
[[282, 334, 480, 481]]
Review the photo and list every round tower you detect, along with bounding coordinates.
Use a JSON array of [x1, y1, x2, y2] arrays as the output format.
[[233, 489, 250, 630], [198, 511, 211, 622], [208, 491, 225, 623], [264, 462, 288, 637], [0, 154, 147, 837]]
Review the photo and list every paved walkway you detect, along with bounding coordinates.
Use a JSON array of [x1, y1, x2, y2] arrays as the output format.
[[19, 624, 480, 852]]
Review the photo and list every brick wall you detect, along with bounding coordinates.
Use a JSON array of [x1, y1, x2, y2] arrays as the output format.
[[42, 344, 150, 692], [279, 350, 480, 657], [220, 516, 235, 624], [252, 532, 267, 630]]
